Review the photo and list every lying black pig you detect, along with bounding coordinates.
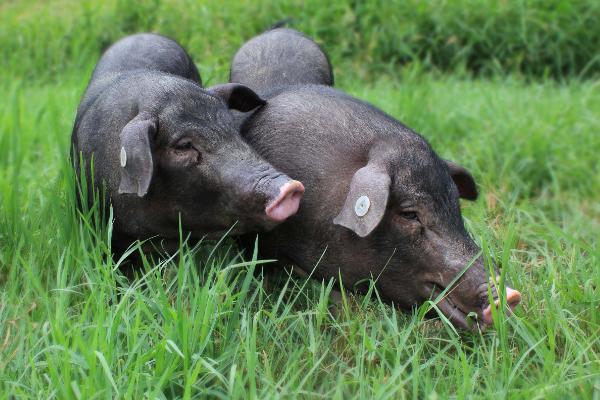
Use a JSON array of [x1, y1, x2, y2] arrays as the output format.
[[72, 33, 304, 255], [230, 29, 521, 329], [230, 27, 334, 94]]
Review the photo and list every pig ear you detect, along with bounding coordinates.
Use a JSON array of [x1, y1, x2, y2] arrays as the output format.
[[209, 83, 266, 112], [333, 164, 391, 237], [118, 114, 156, 197], [445, 160, 478, 201]]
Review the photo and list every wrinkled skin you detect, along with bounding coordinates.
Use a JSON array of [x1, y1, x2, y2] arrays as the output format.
[[230, 27, 520, 329], [72, 33, 304, 255], [230, 28, 334, 95]]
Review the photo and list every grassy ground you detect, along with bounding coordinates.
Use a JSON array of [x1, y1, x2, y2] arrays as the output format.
[[1, 72, 598, 398], [1, 1, 599, 398], [2, 0, 600, 82]]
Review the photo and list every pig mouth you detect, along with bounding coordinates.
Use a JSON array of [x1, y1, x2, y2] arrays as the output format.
[[426, 283, 478, 330], [425, 281, 522, 331]]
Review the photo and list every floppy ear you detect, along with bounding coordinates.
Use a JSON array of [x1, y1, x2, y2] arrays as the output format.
[[118, 114, 156, 197], [209, 83, 266, 112], [445, 160, 478, 201], [333, 163, 391, 237]]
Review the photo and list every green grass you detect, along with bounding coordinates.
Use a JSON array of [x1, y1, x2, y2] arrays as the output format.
[[1, 0, 599, 398], [0, 71, 598, 398], [2, 0, 600, 83]]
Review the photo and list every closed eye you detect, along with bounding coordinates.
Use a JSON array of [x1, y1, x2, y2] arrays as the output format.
[[172, 139, 202, 165], [400, 211, 419, 220], [397, 211, 419, 222], [174, 141, 195, 151]]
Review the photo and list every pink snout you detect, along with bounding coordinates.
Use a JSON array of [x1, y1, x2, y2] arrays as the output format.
[[482, 287, 522, 325], [265, 180, 305, 222]]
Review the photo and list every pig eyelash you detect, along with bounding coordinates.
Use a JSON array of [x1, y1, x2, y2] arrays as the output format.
[[174, 141, 196, 151], [172, 141, 202, 164], [401, 211, 418, 219], [396, 211, 419, 222], [173, 141, 198, 151]]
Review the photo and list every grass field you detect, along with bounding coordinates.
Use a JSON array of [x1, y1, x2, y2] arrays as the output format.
[[4, 0, 600, 82], [1, 1, 599, 398]]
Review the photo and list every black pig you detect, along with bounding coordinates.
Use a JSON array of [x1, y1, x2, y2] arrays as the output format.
[[231, 30, 520, 329], [90, 33, 202, 85], [230, 28, 333, 94], [72, 33, 304, 254]]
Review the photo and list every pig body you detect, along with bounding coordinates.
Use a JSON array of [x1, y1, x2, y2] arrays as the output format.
[[240, 84, 520, 329], [72, 33, 304, 254], [231, 29, 520, 329], [89, 33, 201, 85], [230, 28, 333, 95]]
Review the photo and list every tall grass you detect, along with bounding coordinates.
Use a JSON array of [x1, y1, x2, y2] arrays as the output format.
[[1, 1, 599, 397], [2, 0, 600, 84], [0, 71, 598, 397]]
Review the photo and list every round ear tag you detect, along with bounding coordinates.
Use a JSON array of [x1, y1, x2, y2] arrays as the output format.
[[354, 195, 370, 217], [120, 147, 127, 168]]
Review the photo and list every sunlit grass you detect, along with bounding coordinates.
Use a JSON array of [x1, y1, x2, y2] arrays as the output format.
[[2, 0, 600, 83], [0, 71, 598, 398]]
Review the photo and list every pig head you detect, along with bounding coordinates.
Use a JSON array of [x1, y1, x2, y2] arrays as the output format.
[[73, 33, 305, 254]]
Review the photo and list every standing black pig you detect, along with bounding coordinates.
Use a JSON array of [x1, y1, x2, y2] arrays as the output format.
[[230, 29, 521, 329], [72, 33, 304, 254]]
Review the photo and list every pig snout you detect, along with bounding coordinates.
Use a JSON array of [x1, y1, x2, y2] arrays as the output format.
[[265, 180, 305, 222], [482, 286, 522, 325], [425, 257, 522, 329], [220, 147, 304, 225], [243, 171, 304, 224]]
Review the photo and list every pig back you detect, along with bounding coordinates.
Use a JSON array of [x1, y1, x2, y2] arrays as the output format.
[[230, 28, 333, 95], [90, 33, 201, 84]]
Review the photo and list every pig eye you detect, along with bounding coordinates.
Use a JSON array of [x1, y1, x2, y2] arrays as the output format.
[[398, 211, 419, 221], [172, 140, 202, 165], [174, 141, 195, 151]]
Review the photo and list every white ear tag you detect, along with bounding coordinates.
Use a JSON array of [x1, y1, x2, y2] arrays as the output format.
[[120, 147, 127, 167], [354, 195, 370, 217]]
